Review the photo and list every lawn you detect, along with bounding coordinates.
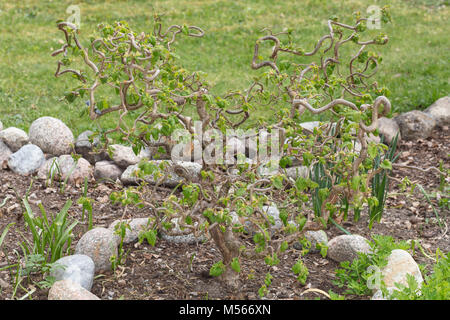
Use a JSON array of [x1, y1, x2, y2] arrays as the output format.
[[0, 0, 448, 137]]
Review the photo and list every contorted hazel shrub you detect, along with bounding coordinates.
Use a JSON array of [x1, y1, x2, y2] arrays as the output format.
[[53, 9, 394, 295]]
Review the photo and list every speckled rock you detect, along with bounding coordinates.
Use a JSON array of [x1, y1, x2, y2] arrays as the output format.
[[94, 160, 123, 181], [381, 249, 424, 289], [75, 227, 119, 273], [160, 217, 206, 244], [327, 234, 371, 262], [161, 233, 206, 244], [262, 205, 283, 231], [0, 127, 29, 152], [424, 96, 450, 127], [37, 157, 59, 181], [224, 137, 247, 163], [109, 144, 150, 169], [376, 117, 401, 145], [7, 144, 45, 175], [37, 155, 93, 185], [285, 166, 309, 180], [299, 121, 335, 134], [50, 254, 95, 291], [171, 138, 202, 162], [28, 116, 74, 156], [121, 160, 202, 187], [109, 218, 151, 244], [394, 110, 436, 141], [74, 130, 109, 164], [58, 155, 93, 185], [0, 140, 12, 167], [294, 230, 328, 253], [48, 280, 100, 300]]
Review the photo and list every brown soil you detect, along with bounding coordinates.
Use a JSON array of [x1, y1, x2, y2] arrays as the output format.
[[0, 127, 448, 300]]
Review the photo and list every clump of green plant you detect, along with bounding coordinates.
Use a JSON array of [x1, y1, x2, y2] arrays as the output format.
[[21, 198, 77, 263], [5, 200, 76, 299], [333, 235, 411, 296], [0, 222, 15, 250], [368, 132, 399, 228], [77, 177, 94, 231], [54, 8, 395, 296], [110, 221, 131, 271]]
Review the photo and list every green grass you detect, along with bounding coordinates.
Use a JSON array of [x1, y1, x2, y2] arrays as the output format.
[[0, 0, 448, 136]]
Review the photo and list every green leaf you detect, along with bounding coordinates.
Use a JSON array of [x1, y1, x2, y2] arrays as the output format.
[[139, 229, 157, 246], [279, 156, 292, 169], [368, 144, 378, 159], [231, 257, 241, 273], [380, 159, 392, 170], [280, 241, 289, 252], [302, 152, 314, 166], [182, 25, 190, 36], [209, 261, 226, 277], [292, 259, 309, 285], [0, 222, 15, 249], [351, 175, 361, 191], [272, 175, 284, 190], [295, 177, 308, 192]]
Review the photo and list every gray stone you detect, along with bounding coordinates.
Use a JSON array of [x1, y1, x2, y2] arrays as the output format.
[[300, 121, 321, 134], [7, 144, 45, 175], [229, 211, 242, 226], [424, 96, 450, 127], [161, 234, 206, 244], [256, 160, 279, 177], [29, 116, 74, 156], [37, 157, 59, 181], [162, 217, 198, 236], [224, 137, 246, 163], [75, 227, 119, 273], [0, 127, 29, 152], [170, 138, 202, 162], [50, 254, 95, 291], [37, 155, 93, 185], [48, 280, 100, 300], [94, 160, 123, 181], [75, 130, 108, 164], [0, 140, 12, 167], [109, 218, 151, 244], [294, 230, 328, 253], [121, 160, 202, 187], [239, 205, 282, 236], [160, 217, 206, 244], [75, 130, 98, 150], [299, 121, 336, 135], [327, 234, 371, 262], [110, 144, 150, 169], [58, 155, 93, 185], [394, 110, 436, 141], [285, 166, 309, 180], [376, 117, 401, 145], [262, 205, 283, 231]]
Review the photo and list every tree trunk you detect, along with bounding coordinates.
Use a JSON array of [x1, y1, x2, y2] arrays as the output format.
[[209, 225, 241, 290]]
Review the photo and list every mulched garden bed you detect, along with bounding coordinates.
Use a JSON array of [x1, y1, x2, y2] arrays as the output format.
[[0, 127, 448, 300]]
